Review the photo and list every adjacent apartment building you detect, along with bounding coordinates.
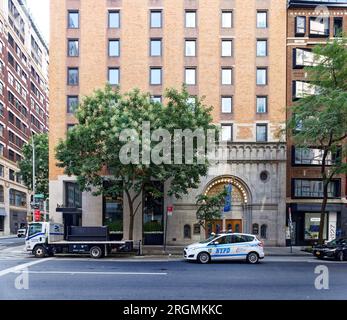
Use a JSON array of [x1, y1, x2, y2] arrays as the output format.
[[0, 0, 49, 236], [287, 0, 347, 246], [50, 0, 287, 246]]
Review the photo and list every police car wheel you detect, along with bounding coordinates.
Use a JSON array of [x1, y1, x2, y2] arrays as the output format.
[[33, 245, 46, 258], [246, 252, 259, 264], [197, 252, 210, 264]]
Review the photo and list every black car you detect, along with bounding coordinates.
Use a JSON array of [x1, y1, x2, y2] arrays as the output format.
[[313, 238, 347, 261]]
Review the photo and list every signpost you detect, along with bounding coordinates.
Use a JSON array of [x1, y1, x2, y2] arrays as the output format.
[[288, 207, 294, 253], [164, 206, 173, 253]]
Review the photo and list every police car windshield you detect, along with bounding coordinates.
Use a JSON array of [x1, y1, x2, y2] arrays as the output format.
[[199, 235, 219, 244]]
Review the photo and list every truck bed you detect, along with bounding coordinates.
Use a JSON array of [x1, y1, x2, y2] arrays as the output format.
[[49, 240, 127, 245]]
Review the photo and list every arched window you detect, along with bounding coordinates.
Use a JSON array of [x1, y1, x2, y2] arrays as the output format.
[[0, 185, 4, 203], [260, 224, 267, 239], [184, 224, 191, 239], [252, 223, 259, 235]]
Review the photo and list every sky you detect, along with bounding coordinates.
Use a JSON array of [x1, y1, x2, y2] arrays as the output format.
[[26, 0, 50, 43]]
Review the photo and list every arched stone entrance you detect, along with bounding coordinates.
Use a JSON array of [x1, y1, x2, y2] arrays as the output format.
[[203, 176, 251, 236]]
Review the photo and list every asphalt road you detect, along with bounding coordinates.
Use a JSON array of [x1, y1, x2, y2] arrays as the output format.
[[0, 251, 346, 300], [0, 237, 25, 248]]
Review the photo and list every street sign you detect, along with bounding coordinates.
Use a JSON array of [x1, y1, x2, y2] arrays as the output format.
[[34, 194, 45, 199], [167, 206, 173, 216]]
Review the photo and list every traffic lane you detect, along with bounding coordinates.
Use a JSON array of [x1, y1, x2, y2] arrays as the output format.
[[0, 237, 25, 248], [0, 259, 347, 300]]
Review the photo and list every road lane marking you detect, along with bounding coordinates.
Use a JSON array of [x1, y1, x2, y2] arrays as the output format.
[[0, 258, 53, 277], [22, 271, 168, 276]]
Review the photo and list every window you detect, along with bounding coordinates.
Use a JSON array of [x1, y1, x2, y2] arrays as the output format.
[[309, 17, 329, 37], [151, 96, 162, 103], [185, 11, 196, 28], [67, 96, 79, 113], [293, 81, 319, 99], [256, 124, 268, 142], [150, 39, 162, 56], [68, 11, 79, 28], [108, 39, 120, 57], [108, 68, 119, 85], [252, 224, 259, 235], [9, 189, 26, 207], [221, 97, 232, 113], [0, 216, 4, 232], [185, 40, 196, 57], [333, 17, 343, 37], [256, 96, 267, 113], [109, 11, 120, 28], [150, 68, 162, 85], [0, 102, 3, 117], [294, 147, 334, 166], [193, 224, 200, 235], [0, 185, 3, 203], [304, 213, 327, 241], [0, 144, 3, 156], [184, 224, 191, 239], [185, 68, 196, 85], [103, 181, 123, 233], [221, 68, 232, 85], [221, 40, 232, 57], [256, 68, 267, 85], [221, 124, 232, 141], [0, 124, 3, 137], [293, 48, 318, 68], [257, 11, 267, 28], [68, 39, 79, 57], [221, 11, 233, 28], [150, 11, 162, 28], [65, 182, 82, 208], [260, 225, 267, 239], [295, 16, 306, 35], [294, 179, 340, 198], [67, 68, 79, 85], [0, 165, 3, 177], [256, 39, 267, 57], [67, 124, 75, 132]]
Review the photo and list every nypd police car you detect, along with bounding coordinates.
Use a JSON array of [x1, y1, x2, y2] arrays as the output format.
[[184, 232, 265, 264]]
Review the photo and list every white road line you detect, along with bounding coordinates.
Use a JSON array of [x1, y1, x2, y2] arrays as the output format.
[[22, 271, 167, 276], [0, 258, 53, 277]]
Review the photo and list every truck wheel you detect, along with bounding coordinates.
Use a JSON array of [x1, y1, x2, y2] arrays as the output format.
[[246, 252, 259, 264], [197, 252, 210, 264], [33, 246, 46, 258], [90, 246, 103, 259]]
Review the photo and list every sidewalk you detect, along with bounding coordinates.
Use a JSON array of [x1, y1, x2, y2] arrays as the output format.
[[141, 245, 312, 257]]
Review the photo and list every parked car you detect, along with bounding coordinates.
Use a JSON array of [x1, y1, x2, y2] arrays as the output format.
[[17, 228, 27, 238], [184, 232, 265, 264], [313, 238, 347, 261]]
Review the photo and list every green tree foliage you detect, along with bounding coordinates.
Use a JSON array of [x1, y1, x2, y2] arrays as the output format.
[[196, 189, 228, 229], [18, 133, 49, 199], [288, 36, 347, 244], [56, 85, 218, 240]]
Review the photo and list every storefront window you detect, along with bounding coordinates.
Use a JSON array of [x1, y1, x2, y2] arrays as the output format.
[[304, 213, 327, 240], [103, 195, 123, 232], [65, 182, 81, 208]]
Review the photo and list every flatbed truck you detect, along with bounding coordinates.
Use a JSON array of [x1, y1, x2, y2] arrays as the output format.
[[25, 222, 133, 259]]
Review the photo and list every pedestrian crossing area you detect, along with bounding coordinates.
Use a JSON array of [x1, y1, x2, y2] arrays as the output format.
[[0, 246, 29, 260]]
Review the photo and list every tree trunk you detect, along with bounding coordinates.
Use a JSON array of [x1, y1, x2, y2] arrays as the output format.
[[318, 182, 328, 244], [128, 213, 134, 241]]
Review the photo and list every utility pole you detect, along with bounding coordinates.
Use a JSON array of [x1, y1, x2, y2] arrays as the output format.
[[32, 136, 36, 222]]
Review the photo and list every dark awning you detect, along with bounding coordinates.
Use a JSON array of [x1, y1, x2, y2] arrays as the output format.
[[56, 207, 82, 214]]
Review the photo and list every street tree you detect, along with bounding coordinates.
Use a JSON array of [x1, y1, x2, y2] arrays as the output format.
[[288, 36, 347, 244], [18, 133, 49, 199], [196, 189, 228, 230], [56, 85, 218, 240]]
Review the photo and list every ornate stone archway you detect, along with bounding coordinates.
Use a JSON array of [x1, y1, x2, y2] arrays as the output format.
[[203, 176, 252, 235]]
